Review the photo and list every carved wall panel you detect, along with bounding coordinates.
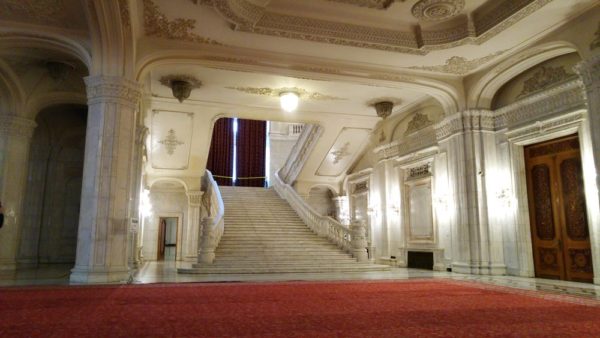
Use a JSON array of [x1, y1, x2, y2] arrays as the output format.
[[405, 178, 434, 243], [569, 249, 593, 273], [151, 111, 194, 170]]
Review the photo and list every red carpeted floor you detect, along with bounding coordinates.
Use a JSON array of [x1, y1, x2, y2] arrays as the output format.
[[1, 279, 599, 337]]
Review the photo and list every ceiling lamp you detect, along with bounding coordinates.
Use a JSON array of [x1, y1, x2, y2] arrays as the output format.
[[374, 101, 394, 119], [159, 75, 202, 103], [280, 92, 299, 112]]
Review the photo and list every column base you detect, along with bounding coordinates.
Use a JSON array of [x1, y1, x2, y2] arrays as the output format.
[[452, 262, 507, 275], [594, 277, 600, 286], [69, 267, 130, 284]]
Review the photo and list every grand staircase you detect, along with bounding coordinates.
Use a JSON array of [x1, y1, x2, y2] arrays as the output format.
[[179, 186, 390, 274]]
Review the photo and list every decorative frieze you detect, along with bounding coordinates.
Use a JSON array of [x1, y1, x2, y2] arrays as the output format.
[[375, 128, 436, 160], [405, 112, 433, 136], [225, 86, 345, 101], [575, 55, 600, 90], [407, 163, 431, 179], [505, 112, 583, 141], [327, 0, 395, 9], [517, 66, 576, 98], [495, 79, 586, 130], [434, 110, 495, 141], [187, 190, 203, 206], [0, 115, 37, 139], [408, 51, 505, 75]]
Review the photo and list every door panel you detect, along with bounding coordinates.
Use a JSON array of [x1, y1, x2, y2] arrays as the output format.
[[525, 135, 593, 283]]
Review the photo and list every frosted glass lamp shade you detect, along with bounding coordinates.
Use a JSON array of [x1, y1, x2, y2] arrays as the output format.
[[280, 92, 299, 112]]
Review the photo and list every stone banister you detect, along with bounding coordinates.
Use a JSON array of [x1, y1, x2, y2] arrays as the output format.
[[273, 171, 367, 261], [197, 170, 225, 264]]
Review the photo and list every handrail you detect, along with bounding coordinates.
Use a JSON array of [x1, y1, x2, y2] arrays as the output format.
[[272, 170, 358, 256], [197, 170, 225, 264]]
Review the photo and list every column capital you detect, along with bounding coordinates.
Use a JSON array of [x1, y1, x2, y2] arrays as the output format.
[[0, 115, 37, 139], [187, 190, 203, 206], [85, 75, 143, 107], [575, 54, 600, 89]]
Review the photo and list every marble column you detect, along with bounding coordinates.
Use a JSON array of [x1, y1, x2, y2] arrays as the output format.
[[437, 110, 506, 275], [184, 190, 202, 261], [70, 76, 142, 283], [0, 115, 36, 270], [576, 54, 600, 285]]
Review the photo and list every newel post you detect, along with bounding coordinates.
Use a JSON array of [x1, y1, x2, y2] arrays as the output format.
[[351, 220, 369, 262], [198, 217, 216, 263]]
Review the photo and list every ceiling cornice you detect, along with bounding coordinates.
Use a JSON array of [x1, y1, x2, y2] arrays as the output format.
[[196, 0, 553, 55]]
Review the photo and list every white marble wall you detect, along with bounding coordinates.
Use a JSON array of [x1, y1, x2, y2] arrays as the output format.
[[268, 122, 302, 185], [306, 186, 336, 217]]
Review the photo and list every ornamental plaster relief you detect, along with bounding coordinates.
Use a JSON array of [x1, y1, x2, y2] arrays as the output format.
[[408, 51, 505, 75], [143, 0, 222, 45], [517, 65, 576, 99], [0, 0, 86, 30], [225, 86, 346, 101], [411, 0, 465, 22]]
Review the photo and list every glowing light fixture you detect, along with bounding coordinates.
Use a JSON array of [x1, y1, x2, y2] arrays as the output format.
[[280, 92, 299, 112]]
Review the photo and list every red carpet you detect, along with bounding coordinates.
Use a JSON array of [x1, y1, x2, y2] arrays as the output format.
[[1, 279, 599, 337]]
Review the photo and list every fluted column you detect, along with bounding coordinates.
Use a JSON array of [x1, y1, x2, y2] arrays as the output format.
[[0, 115, 37, 270], [70, 76, 142, 283], [184, 190, 202, 261]]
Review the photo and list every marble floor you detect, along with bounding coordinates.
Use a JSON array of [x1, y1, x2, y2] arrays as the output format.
[[2, 261, 600, 301]]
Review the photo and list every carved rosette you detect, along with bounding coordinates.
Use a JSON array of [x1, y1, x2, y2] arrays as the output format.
[[85, 76, 143, 108], [0, 115, 37, 140], [411, 0, 465, 22]]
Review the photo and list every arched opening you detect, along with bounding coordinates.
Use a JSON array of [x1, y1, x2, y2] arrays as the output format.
[[17, 104, 87, 266]]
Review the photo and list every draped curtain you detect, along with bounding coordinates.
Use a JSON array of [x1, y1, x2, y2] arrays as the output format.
[[236, 119, 266, 187], [206, 118, 234, 186]]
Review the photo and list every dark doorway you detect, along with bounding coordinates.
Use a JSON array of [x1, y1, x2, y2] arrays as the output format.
[[525, 134, 593, 283], [157, 217, 178, 261]]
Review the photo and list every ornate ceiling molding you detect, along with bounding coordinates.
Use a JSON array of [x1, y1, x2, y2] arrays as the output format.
[[225, 86, 346, 101], [143, 0, 222, 45], [326, 0, 396, 10], [0, 0, 73, 29], [197, 0, 552, 54], [408, 51, 505, 75]]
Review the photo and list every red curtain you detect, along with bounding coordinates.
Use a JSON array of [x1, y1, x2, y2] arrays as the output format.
[[236, 119, 266, 187], [206, 118, 234, 186]]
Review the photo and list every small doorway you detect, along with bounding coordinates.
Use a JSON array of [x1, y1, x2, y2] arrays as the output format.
[[157, 217, 178, 261], [524, 134, 593, 283]]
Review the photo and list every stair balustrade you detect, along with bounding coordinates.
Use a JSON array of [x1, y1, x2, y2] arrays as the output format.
[[273, 171, 368, 259], [197, 170, 225, 264]]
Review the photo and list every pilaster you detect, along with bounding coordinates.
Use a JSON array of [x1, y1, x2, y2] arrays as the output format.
[[575, 54, 600, 285], [70, 76, 142, 284], [0, 115, 37, 270]]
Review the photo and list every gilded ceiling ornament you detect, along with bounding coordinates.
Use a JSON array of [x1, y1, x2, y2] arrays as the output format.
[[517, 65, 575, 98], [159, 129, 185, 155], [225, 86, 346, 101], [326, 0, 396, 10], [408, 51, 505, 75], [404, 112, 433, 136], [143, 0, 222, 45], [411, 0, 465, 22], [590, 22, 600, 50], [331, 142, 351, 164]]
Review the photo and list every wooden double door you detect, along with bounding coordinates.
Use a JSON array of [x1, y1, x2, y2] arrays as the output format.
[[525, 135, 593, 283]]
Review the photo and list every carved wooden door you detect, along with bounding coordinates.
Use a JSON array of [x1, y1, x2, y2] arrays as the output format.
[[525, 135, 593, 283]]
